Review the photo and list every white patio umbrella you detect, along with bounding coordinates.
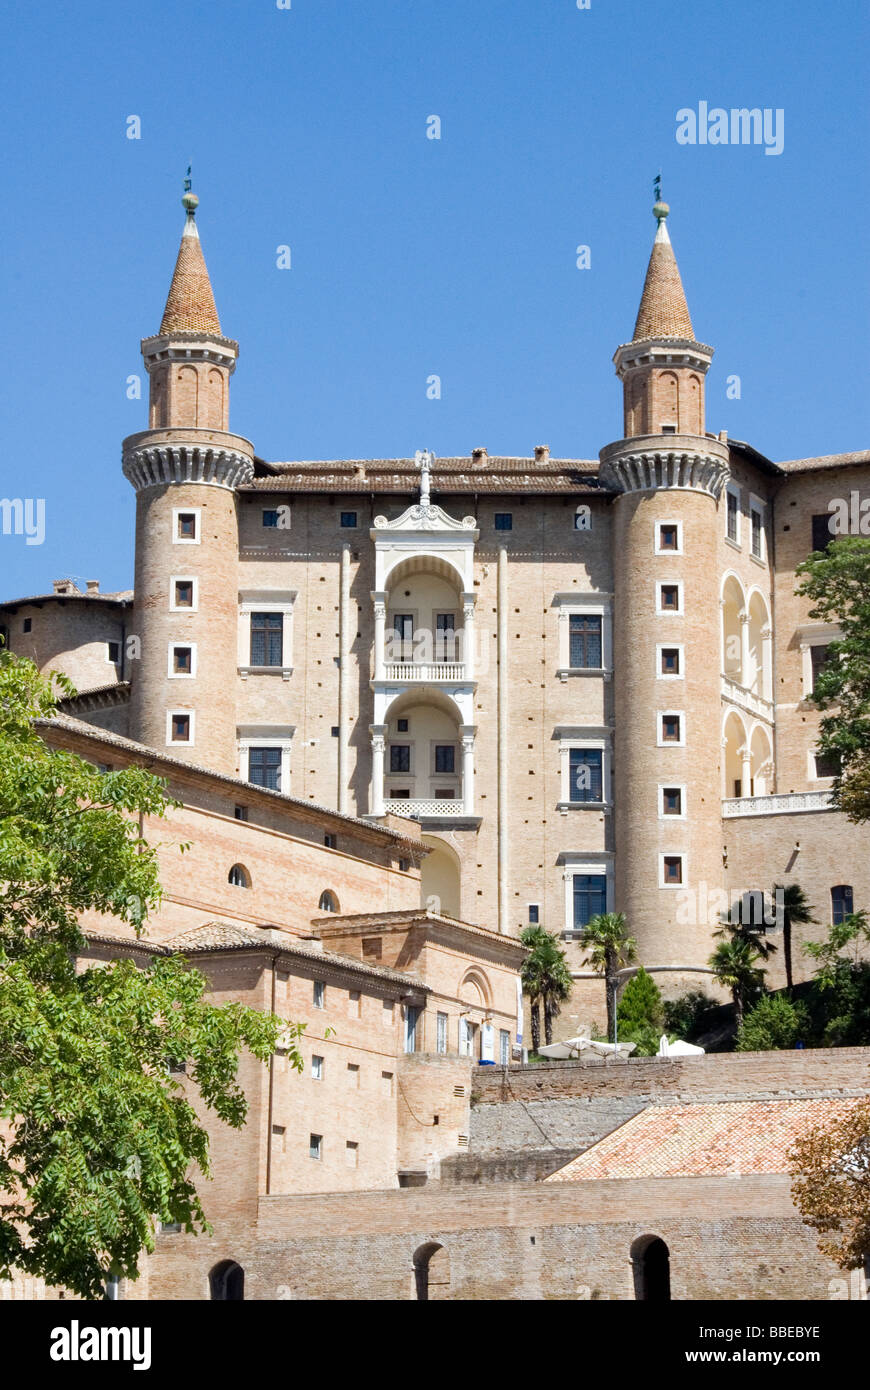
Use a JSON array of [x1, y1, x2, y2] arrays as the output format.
[[657, 1034, 705, 1056]]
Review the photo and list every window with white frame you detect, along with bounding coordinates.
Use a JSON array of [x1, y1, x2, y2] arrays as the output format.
[[559, 853, 613, 936], [238, 727, 294, 792], [725, 484, 741, 545], [436, 1011, 448, 1054], [166, 710, 195, 746], [556, 729, 611, 807], [655, 520, 683, 555], [168, 642, 197, 678], [499, 1029, 511, 1065], [656, 643, 683, 679], [659, 784, 686, 819], [656, 581, 683, 616], [172, 507, 200, 544], [170, 576, 198, 612], [660, 853, 686, 887], [553, 595, 612, 674], [238, 591, 297, 676], [310, 1055, 324, 1081], [657, 711, 685, 746]]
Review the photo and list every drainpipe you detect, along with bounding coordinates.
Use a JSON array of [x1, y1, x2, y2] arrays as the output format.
[[265, 955, 277, 1196], [338, 544, 351, 814], [497, 547, 509, 934]]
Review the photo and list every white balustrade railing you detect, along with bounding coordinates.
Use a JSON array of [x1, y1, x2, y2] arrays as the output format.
[[382, 662, 467, 682], [720, 673, 774, 722], [384, 798, 466, 817], [722, 791, 834, 818]]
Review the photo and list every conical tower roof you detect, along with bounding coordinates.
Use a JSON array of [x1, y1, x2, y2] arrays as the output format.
[[631, 201, 694, 342], [159, 187, 222, 336]]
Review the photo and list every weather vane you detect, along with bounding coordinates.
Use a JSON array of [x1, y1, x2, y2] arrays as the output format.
[[653, 171, 662, 203], [184, 165, 192, 194]]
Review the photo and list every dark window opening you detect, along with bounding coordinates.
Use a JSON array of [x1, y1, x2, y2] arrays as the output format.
[[340, 511, 358, 528], [659, 523, 679, 551], [811, 513, 834, 554], [569, 614, 602, 668], [435, 745, 455, 774], [569, 747, 603, 803], [660, 647, 680, 676], [662, 787, 682, 816], [250, 612, 283, 667], [831, 885, 854, 925], [494, 513, 513, 531], [661, 715, 681, 742], [390, 744, 411, 774], [573, 874, 606, 930], [209, 1260, 244, 1301], [171, 714, 191, 742], [249, 746, 282, 790]]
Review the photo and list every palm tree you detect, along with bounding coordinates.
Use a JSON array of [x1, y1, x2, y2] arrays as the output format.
[[520, 927, 573, 1051], [714, 896, 778, 962], [578, 912, 637, 1043], [772, 882, 816, 996], [708, 938, 765, 1028]]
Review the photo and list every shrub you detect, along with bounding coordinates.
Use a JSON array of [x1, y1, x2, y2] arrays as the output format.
[[662, 989, 719, 1042], [736, 993, 806, 1051]]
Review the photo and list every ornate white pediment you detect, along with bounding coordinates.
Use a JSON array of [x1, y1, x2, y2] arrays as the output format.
[[373, 502, 477, 533]]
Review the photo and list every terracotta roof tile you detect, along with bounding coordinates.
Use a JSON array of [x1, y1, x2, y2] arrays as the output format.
[[159, 216, 221, 336], [546, 1097, 864, 1181], [632, 221, 695, 342]]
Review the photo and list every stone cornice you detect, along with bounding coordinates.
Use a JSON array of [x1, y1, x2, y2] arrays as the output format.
[[599, 434, 729, 499], [122, 427, 255, 492]]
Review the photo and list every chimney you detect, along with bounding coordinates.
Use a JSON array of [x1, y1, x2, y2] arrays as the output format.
[[52, 579, 79, 595], [471, 447, 487, 467], [86, 580, 100, 595], [534, 445, 550, 465]]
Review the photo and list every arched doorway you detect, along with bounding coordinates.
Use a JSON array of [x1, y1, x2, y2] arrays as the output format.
[[413, 1242, 450, 1301], [209, 1260, 244, 1301], [631, 1236, 671, 1301], [421, 835, 461, 918]]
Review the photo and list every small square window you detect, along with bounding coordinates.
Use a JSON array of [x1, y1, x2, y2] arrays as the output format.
[[173, 645, 193, 675], [176, 512, 196, 540], [362, 937, 383, 960], [262, 509, 280, 528], [661, 714, 681, 743], [331, 726, 340, 737], [658, 524, 679, 551], [22, 618, 32, 633], [107, 640, 121, 664], [659, 584, 680, 612], [663, 855, 683, 885], [662, 787, 683, 816], [324, 832, 337, 849], [397, 718, 409, 733], [528, 904, 540, 924], [234, 805, 248, 821], [814, 750, 841, 779], [174, 580, 194, 608], [347, 1062, 360, 1086], [340, 511, 358, 529], [171, 714, 191, 743], [311, 1055, 324, 1080], [494, 513, 513, 531], [661, 423, 677, 435], [399, 859, 410, 872], [313, 981, 325, 1009], [660, 647, 681, 676], [309, 1134, 322, 1160], [390, 745, 411, 773]]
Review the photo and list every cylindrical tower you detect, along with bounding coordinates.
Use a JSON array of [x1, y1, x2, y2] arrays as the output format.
[[123, 183, 253, 775], [604, 199, 729, 979]]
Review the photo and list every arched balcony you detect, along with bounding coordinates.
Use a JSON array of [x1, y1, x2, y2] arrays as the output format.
[[371, 690, 478, 825], [722, 710, 773, 799], [374, 555, 475, 683], [720, 575, 774, 723]]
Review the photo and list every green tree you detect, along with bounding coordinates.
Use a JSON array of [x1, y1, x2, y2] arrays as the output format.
[[662, 989, 718, 1043], [578, 913, 637, 1043], [616, 967, 664, 1056], [736, 993, 805, 1052], [801, 911, 870, 1047], [520, 927, 573, 1050], [708, 937, 765, 1028], [0, 652, 304, 1298], [771, 883, 816, 996], [714, 896, 778, 962], [796, 536, 870, 821]]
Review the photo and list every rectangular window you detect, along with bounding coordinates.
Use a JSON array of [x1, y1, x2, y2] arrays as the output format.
[[250, 612, 283, 667], [309, 1134, 322, 1160], [382, 999, 394, 1026], [436, 1011, 448, 1054], [390, 744, 411, 774], [345, 1141, 358, 1167], [397, 717, 409, 733], [434, 744, 455, 774], [434, 788, 454, 799], [248, 746, 282, 789], [362, 937, 382, 960], [340, 511, 358, 528], [176, 512, 197, 541], [494, 513, 513, 531], [831, 885, 854, 925], [573, 874, 607, 929], [390, 788, 410, 799], [528, 904, 540, 924], [810, 645, 830, 695], [812, 513, 834, 553], [499, 1029, 511, 1066], [660, 647, 681, 676], [313, 981, 325, 1009], [172, 645, 193, 675], [569, 614, 602, 669], [814, 750, 841, 779], [659, 584, 681, 613], [391, 614, 414, 662], [658, 523, 679, 552], [173, 579, 194, 609], [22, 618, 32, 633], [311, 1055, 324, 1081], [569, 747, 603, 802], [381, 1070, 394, 1097], [663, 855, 684, 885], [662, 787, 683, 816], [324, 832, 337, 849], [751, 506, 763, 559], [435, 612, 456, 660], [234, 805, 248, 821], [404, 1004, 421, 1053], [727, 489, 739, 543], [170, 713, 191, 743], [348, 989, 361, 1018], [661, 714, 682, 743], [262, 509, 280, 528], [107, 640, 121, 664]]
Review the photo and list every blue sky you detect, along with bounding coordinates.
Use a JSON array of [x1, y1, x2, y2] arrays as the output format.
[[1, 0, 868, 596]]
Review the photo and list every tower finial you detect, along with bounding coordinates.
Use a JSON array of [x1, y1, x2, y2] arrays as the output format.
[[652, 172, 669, 226], [414, 449, 435, 508], [181, 165, 199, 217]]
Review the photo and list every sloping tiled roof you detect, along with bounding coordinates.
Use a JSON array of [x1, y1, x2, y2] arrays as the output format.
[[159, 216, 222, 335], [245, 457, 604, 497], [776, 450, 870, 474], [632, 221, 695, 342], [546, 1098, 865, 1181]]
